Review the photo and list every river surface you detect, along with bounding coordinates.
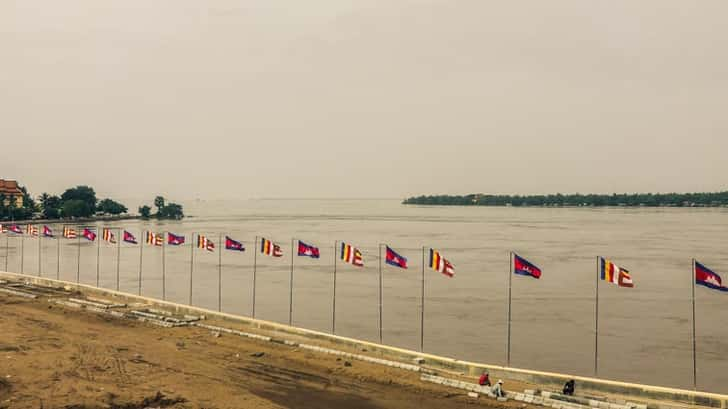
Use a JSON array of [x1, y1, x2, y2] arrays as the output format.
[[2, 199, 727, 393]]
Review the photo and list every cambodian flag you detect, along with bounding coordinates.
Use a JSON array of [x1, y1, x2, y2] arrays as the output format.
[[513, 253, 542, 279], [9, 225, 22, 234], [42, 226, 54, 237], [297, 241, 320, 258], [385, 246, 408, 269], [123, 230, 138, 244], [225, 236, 245, 252], [82, 228, 96, 241], [167, 232, 185, 246], [695, 261, 727, 292]]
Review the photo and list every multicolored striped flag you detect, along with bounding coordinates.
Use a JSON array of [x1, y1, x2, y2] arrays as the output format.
[[225, 236, 245, 252], [260, 237, 283, 257], [695, 261, 727, 292], [102, 228, 116, 244], [0, 225, 7, 233], [82, 228, 96, 241], [167, 232, 185, 246], [341, 242, 363, 267], [600, 257, 634, 288], [385, 246, 408, 269], [42, 225, 54, 238], [297, 241, 320, 258], [123, 230, 138, 244], [146, 231, 163, 246], [63, 226, 77, 239], [197, 235, 215, 252], [429, 249, 454, 277], [26, 225, 39, 236]]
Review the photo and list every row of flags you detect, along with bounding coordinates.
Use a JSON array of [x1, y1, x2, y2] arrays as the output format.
[[1, 223, 726, 292]]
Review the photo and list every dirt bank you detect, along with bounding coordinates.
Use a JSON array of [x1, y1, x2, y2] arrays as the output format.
[[0, 291, 529, 409]]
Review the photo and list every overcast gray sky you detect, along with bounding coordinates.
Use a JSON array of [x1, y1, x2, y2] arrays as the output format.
[[2, 1, 727, 201]]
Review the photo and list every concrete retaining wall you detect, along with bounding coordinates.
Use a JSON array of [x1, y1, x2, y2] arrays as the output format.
[[2, 270, 726, 409]]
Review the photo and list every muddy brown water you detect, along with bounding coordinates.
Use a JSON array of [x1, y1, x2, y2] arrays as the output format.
[[3, 199, 727, 393]]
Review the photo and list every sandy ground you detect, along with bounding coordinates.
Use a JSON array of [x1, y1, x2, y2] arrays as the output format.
[[0, 290, 532, 409]]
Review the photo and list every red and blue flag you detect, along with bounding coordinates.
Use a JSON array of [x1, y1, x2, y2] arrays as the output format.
[[82, 228, 96, 241], [385, 246, 408, 269], [9, 225, 22, 234], [297, 241, 320, 258], [225, 236, 245, 252], [123, 230, 138, 244], [513, 253, 542, 279], [695, 261, 727, 292], [42, 225, 54, 237], [167, 233, 185, 246]]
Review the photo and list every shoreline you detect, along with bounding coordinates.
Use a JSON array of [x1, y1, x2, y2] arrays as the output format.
[[1, 214, 141, 225]]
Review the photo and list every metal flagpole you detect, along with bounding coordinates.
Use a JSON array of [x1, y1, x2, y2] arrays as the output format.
[[595, 256, 600, 376], [116, 228, 121, 291], [252, 236, 258, 318], [378, 243, 383, 344], [5, 235, 8, 271], [162, 232, 166, 301], [20, 234, 24, 274], [76, 234, 81, 283], [332, 241, 338, 334], [38, 230, 42, 277], [138, 232, 144, 296], [507, 251, 513, 367], [218, 233, 222, 312], [289, 238, 295, 326], [420, 246, 425, 352], [57, 230, 61, 280], [189, 233, 195, 305], [96, 227, 101, 287], [691, 258, 697, 390]]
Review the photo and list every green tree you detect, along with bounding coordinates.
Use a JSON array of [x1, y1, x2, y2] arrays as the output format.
[[154, 196, 165, 213], [97, 198, 128, 215], [61, 186, 97, 212], [138, 205, 151, 219], [39, 194, 63, 219], [157, 202, 184, 220], [62, 199, 93, 218]]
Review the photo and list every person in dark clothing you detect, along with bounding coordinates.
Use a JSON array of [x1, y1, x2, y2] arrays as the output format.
[[563, 379, 575, 396], [478, 371, 491, 387]]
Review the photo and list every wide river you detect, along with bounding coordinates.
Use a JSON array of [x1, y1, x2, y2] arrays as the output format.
[[3, 199, 727, 393]]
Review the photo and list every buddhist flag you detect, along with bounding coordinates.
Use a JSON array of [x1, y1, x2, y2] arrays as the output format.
[[261, 238, 283, 257], [341, 242, 364, 267], [695, 261, 728, 292], [225, 236, 245, 252], [146, 231, 163, 246], [197, 235, 215, 252], [63, 226, 77, 239], [600, 257, 634, 288], [123, 230, 138, 244], [429, 249, 454, 277], [26, 225, 39, 236], [385, 246, 408, 269], [513, 253, 542, 279], [0, 225, 7, 233], [9, 225, 22, 234], [102, 228, 116, 244], [297, 241, 320, 258], [82, 228, 96, 241], [42, 225, 54, 238]]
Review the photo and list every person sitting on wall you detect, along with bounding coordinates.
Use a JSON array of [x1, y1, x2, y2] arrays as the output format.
[[492, 380, 505, 397], [563, 379, 575, 396], [479, 371, 491, 387]]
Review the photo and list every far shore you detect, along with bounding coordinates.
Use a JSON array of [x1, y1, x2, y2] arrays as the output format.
[[2, 214, 141, 225]]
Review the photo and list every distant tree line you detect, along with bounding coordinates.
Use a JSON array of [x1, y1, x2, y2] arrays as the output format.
[[0, 185, 128, 221], [138, 196, 184, 220], [402, 191, 728, 207]]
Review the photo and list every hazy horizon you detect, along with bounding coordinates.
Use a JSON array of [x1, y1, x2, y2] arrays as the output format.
[[2, 1, 727, 201]]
